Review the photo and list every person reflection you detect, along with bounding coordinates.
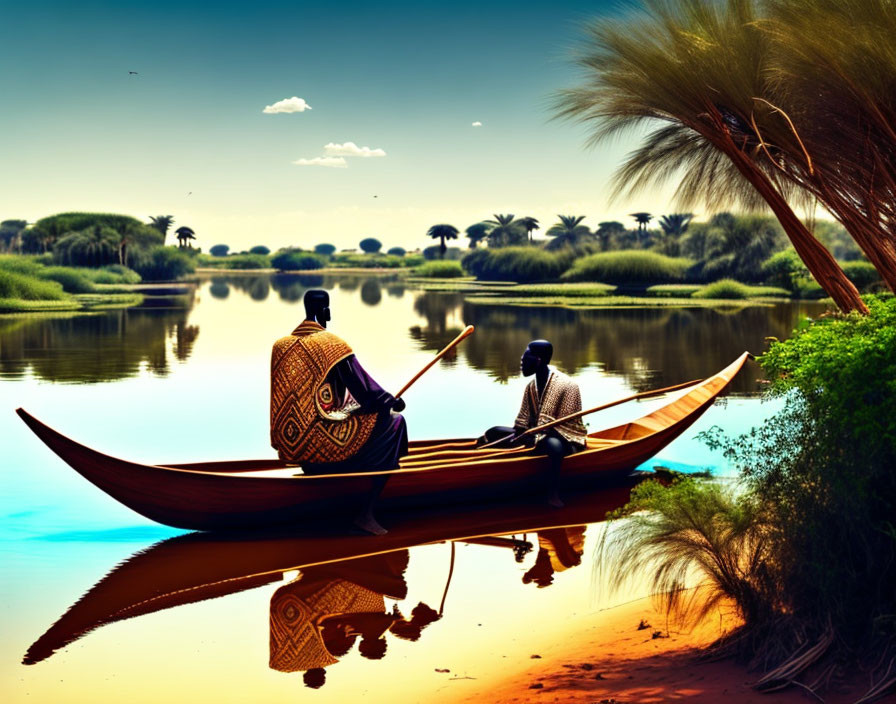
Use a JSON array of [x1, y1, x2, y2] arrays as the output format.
[[268, 550, 441, 688], [522, 526, 587, 588]]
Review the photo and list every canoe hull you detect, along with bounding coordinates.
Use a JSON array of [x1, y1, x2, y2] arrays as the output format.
[[16, 353, 749, 531]]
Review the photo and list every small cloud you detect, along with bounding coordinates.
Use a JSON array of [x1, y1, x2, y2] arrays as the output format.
[[292, 156, 347, 168], [264, 97, 312, 114], [472, 121, 482, 127], [324, 141, 386, 158]]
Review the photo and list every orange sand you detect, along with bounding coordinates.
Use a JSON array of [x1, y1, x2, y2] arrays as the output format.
[[453, 596, 866, 704]]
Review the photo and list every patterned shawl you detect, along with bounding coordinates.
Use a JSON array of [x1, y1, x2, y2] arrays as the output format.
[[514, 368, 587, 447]]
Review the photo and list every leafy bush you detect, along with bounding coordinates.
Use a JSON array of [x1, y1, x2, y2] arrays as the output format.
[[761, 249, 805, 290], [329, 253, 404, 268], [271, 250, 326, 271], [461, 247, 571, 282], [39, 267, 96, 293], [249, 245, 270, 255], [0, 269, 67, 300], [562, 251, 692, 284], [387, 246, 406, 256], [692, 279, 790, 299], [0, 255, 43, 276], [209, 244, 230, 257], [414, 261, 465, 278], [314, 243, 336, 256], [403, 253, 424, 267], [92, 265, 141, 284], [132, 246, 195, 281], [842, 261, 882, 291]]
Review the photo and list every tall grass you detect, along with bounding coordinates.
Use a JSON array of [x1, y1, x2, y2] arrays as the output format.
[[413, 260, 465, 278], [0, 269, 68, 300], [562, 251, 693, 284], [461, 247, 571, 282], [692, 279, 789, 300]]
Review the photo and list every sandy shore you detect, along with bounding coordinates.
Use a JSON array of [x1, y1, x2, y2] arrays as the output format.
[[448, 595, 864, 704]]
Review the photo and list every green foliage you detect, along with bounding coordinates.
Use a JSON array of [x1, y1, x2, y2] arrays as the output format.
[[329, 252, 405, 268], [461, 247, 571, 282], [691, 279, 789, 300], [841, 261, 882, 291], [683, 214, 788, 282], [761, 249, 805, 290], [249, 245, 270, 255], [600, 477, 776, 626], [132, 246, 195, 281], [387, 246, 406, 256], [314, 243, 336, 256], [0, 269, 68, 300], [39, 267, 96, 294], [545, 215, 592, 251], [485, 214, 526, 248], [209, 244, 230, 257], [413, 261, 465, 278], [271, 250, 326, 271], [704, 296, 896, 650], [91, 265, 141, 284], [0, 219, 27, 251], [423, 245, 462, 261], [359, 237, 382, 254], [562, 251, 692, 285], [199, 253, 270, 270]]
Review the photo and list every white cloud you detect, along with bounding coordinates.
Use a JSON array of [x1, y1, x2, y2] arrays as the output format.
[[472, 121, 482, 127], [292, 156, 347, 168], [324, 141, 386, 158], [263, 97, 312, 114]]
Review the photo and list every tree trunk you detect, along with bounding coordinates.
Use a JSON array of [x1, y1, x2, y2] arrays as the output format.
[[439, 237, 446, 259], [723, 146, 867, 313]]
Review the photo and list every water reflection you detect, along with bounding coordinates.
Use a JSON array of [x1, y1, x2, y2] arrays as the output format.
[[408, 294, 823, 393], [0, 309, 199, 383], [22, 483, 636, 678]]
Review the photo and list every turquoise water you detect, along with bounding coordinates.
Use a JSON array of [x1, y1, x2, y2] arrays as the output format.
[[0, 274, 823, 702]]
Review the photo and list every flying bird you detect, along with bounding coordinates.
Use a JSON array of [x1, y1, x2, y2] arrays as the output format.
[[128, 71, 138, 75]]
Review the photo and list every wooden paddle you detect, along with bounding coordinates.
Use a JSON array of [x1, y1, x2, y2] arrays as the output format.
[[479, 376, 702, 449], [395, 325, 475, 399]]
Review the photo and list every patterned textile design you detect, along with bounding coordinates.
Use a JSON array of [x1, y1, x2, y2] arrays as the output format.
[[270, 320, 377, 464], [539, 526, 587, 572], [269, 578, 385, 672], [514, 368, 587, 447]]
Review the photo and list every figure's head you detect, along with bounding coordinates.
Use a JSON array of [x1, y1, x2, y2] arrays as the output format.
[[358, 635, 387, 660], [303, 668, 326, 689], [520, 339, 553, 377], [303, 289, 330, 327]]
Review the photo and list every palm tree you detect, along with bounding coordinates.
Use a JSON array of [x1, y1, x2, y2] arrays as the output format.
[[465, 222, 492, 249], [518, 216, 540, 244], [55, 225, 120, 267], [630, 212, 653, 233], [118, 223, 161, 267], [485, 214, 525, 248], [545, 215, 592, 250], [149, 215, 175, 244], [657, 213, 694, 256], [426, 224, 459, 259], [555, 0, 866, 313], [175, 226, 196, 249]]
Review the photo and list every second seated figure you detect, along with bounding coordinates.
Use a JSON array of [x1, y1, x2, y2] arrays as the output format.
[[480, 339, 586, 507]]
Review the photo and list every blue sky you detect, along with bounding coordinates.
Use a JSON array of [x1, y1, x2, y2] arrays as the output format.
[[0, 0, 671, 252]]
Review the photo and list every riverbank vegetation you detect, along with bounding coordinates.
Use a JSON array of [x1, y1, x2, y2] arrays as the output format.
[[600, 295, 896, 701]]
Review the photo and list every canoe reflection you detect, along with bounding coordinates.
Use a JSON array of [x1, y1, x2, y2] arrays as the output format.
[[23, 480, 643, 679]]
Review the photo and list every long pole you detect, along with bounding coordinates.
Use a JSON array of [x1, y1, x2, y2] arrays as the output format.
[[395, 325, 474, 399], [479, 377, 701, 449]]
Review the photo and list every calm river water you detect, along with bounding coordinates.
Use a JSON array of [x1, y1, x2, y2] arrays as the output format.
[[0, 273, 826, 703]]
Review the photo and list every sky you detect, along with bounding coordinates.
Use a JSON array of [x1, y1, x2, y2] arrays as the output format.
[[0, 0, 674, 252]]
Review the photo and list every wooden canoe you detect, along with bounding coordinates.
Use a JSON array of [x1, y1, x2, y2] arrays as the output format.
[[24, 479, 643, 665], [16, 352, 749, 531]]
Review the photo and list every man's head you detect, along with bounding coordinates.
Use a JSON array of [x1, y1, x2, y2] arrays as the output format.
[[303, 289, 330, 327], [520, 339, 553, 377]]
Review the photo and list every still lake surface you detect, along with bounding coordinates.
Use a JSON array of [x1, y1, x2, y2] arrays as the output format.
[[1, 273, 825, 702]]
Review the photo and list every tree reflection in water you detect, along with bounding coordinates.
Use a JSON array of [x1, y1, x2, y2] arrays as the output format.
[[409, 293, 817, 393], [0, 309, 199, 384]]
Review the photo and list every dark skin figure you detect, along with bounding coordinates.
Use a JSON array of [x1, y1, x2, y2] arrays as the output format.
[[303, 290, 404, 535], [481, 340, 567, 508]]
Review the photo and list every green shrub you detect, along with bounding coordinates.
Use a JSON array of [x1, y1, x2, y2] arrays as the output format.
[[692, 279, 750, 299], [209, 244, 230, 257], [0, 269, 68, 300], [39, 267, 96, 293], [841, 261, 881, 291], [329, 253, 403, 268], [249, 245, 270, 255], [761, 249, 806, 290], [646, 284, 702, 297], [215, 253, 270, 270], [93, 265, 141, 284], [403, 253, 424, 267], [0, 255, 43, 276], [271, 250, 326, 271], [314, 243, 336, 256], [461, 247, 570, 282], [414, 261, 465, 278], [562, 251, 692, 285], [387, 246, 406, 256], [132, 247, 195, 281]]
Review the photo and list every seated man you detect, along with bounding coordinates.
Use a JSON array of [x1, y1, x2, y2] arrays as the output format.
[[480, 340, 586, 507], [270, 289, 408, 534]]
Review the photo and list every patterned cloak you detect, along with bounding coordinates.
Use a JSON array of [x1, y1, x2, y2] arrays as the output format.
[[514, 368, 587, 447], [270, 320, 377, 464]]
